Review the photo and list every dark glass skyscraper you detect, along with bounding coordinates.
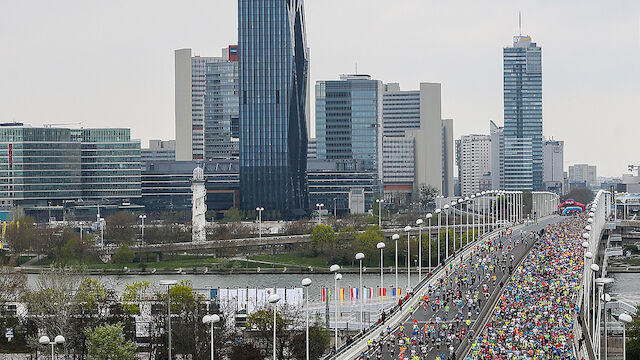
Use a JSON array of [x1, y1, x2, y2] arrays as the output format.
[[238, 0, 309, 217], [503, 35, 542, 191]]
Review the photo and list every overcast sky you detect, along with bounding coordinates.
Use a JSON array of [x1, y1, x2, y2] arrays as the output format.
[[1, 0, 639, 176]]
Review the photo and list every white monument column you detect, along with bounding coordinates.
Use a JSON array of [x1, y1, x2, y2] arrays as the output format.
[[191, 166, 207, 242]]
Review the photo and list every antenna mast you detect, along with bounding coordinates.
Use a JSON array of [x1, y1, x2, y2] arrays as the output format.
[[518, 11, 522, 35]]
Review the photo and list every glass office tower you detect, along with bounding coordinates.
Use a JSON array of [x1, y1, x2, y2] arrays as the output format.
[[316, 75, 382, 173], [238, 0, 309, 217], [503, 35, 542, 191]]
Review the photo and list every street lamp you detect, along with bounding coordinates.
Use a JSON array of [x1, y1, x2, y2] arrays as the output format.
[[256, 207, 264, 242], [301, 278, 312, 360], [315, 203, 324, 225], [160, 279, 178, 359], [139, 214, 147, 245], [376, 198, 384, 229], [470, 195, 476, 243], [619, 313, 633, 360], [443, 205, 450, 260], [355, 253, 365, 331], [39, 335, 65, 360], [404, 225, 412, 292], [416, 218, 423, 282], [268, 294, 281, 360], [435, 209, 441, 265], [458, 198, 464, 249], [202, 314, 221, 360], [591, 264, 601, 337], [392, 234, 400, 296], [329, 264, 341, 350], [425, 214, 432, 275], [601, 292, 612, 360], [376, 242, 385, 303]]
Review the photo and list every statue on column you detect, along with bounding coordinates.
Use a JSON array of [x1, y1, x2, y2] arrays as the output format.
[[191, 166, 207, 242]]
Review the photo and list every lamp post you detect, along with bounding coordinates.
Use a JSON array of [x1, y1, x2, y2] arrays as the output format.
[[376, 198, 384, 229], [139, 214, 147, 245], [443, 205, 450, 260], [329, 264, 341, 350], [458, 198, 464, 249], [202, 314, 221, 360], [416, 219, 423, 282], [619, 313, 633, 360], [470, 195, 476, 243], [160, 279, 178, 359], [435, 209, 441, 265], [594, 277, 614, 359], [464, 197, 470, 247], [584, 249, 593, 335], [256, 207, 264, 242], [392, 234, 400, 296], [404, 225, 412, 292], [590, 262, 599, 337], [376, 242, 385, 303], [426, 214, 432, 275], [268, 294, 281, 360], [355, 253, 365, 331], [316, 203, 324, 225], [39, 335, 65, 360], [301, 278, 312, 360]]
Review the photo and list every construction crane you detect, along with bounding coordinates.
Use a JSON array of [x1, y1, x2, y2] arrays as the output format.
[[43, 122, 82, 128]]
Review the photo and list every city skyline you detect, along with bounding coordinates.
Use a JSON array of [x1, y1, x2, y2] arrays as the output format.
[[0, 0, 638, 176]]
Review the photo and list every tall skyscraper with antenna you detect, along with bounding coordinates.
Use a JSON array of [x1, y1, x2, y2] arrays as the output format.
[[503, 18, 543, 191]]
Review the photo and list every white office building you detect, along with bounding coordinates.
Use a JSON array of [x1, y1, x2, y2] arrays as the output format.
[[458, 134, 491, 197], [381, 83, 454, 201], [542, 139, 564, 194], [175, 46, 239, 161]]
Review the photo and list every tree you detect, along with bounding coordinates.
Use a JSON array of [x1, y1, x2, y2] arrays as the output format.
[[85, 323, 136, 360], [222, 208, 243, 223], [4, 216, 37, 253], [0, 266, 26, 303], [310, 224, 335, 255], [415, 184, 439, 209], [627, 305, 640, 359], [291, 322, 330, 360], [121, 280, 154, 314], [563, 187, 594, 205], [112, 245, 135, 265], [229, 342, 264, 360], [354, 226, 385, 266], [105, 212, 137, 245]]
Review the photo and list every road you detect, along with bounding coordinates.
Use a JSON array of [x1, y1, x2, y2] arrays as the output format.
[[358, 217, 565, 360]]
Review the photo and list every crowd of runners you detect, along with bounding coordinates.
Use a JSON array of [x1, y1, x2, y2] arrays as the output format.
[[465, 214, 586, 359], [358, 219, 557, 360]]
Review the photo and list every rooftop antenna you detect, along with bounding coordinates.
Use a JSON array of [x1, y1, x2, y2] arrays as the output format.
[[518, 11, 522, 36], [355, 62, 358, 75]]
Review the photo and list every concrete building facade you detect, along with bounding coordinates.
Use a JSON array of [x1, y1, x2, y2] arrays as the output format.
[[569, 164, 597, 187], [543, 139, 564, 194], [174, 46, 239, 161], [457, 134, 491, 197]]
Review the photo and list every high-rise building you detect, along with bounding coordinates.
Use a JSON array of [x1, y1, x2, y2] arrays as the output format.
[[569, 164, 597, 187], [239, 0, 309, 217], [381, 83, 452, 200], [457, 134, 491, 197], [316, 74, 382, 175], [0, 124, 140, 218], [142, 140, 176, 169], [490, 120, 504, 190], [175, 46, 239, 161], [441, 118, 455, 197], [503, 35, 542, 191], [543, 139, 564, 193]]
